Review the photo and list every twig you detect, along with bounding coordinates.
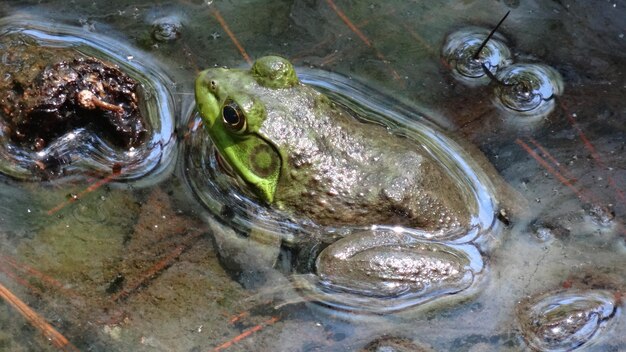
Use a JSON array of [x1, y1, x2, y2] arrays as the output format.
[[110, 229, 204, 302], [211, 316, 279, 352], [0, 282, 80, 352]]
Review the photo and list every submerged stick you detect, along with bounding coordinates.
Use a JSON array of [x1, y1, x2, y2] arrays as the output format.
[[109, 229, 205, 302], [0, 282, 79, 351], [474, 11, 514, 86], [473, 10, 511, 60], [212, 316, 280, 352]]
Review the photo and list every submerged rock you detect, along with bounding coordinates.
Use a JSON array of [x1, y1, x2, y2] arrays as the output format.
[[583, 203, 615, 227]]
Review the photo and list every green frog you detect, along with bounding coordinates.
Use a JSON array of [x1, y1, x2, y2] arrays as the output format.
[[194, 56, 501, 309], [194, 56, 476, 232]]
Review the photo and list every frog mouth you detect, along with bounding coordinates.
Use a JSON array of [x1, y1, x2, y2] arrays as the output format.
[[213, 148, 235, 177]]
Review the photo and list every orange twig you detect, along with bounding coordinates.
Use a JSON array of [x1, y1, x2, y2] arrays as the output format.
[[0, 263, 42, 295], [212, 8, 252, 64], [320, 51, 341, 66], [521, 138, 626, 238], [564, 109, 603, 167], [211, 316, 280, 352], [528, 138, 578, 183], [2, 255, 63, 289], [47, 172, 119, 216], [0, 255, 81, 299], [607, 176, 626, 204], [324, 0, 402, 81], [110, 230, 204, 302], [228, 311, 249, 324], [325, 0, 371, 46], [184, 118, 203, 140], [516, 138, 589, 202], [562, 102, 626, 205], [182, 42, 201, 73], [291, 36, 336, 63], [0, 282, 80, 352], [402, 24, 436, 56]]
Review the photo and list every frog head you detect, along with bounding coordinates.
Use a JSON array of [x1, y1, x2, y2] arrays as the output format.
[[194, 56, 298, 203]]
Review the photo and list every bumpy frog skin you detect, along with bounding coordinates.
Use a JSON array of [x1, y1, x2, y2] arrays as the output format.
[[195, 56, 471, 232]]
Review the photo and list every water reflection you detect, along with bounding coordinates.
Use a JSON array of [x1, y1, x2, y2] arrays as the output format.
[[441, 15, 565, 122]]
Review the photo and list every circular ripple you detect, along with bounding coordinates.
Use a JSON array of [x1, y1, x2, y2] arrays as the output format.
[[442, 27, 513, 85], [516, 289, 618, 352], [0, 15, 176, 183], [494, 63, 564, 118]]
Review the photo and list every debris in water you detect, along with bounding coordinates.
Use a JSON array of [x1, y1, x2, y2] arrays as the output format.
[[1, 55, 148, 151]]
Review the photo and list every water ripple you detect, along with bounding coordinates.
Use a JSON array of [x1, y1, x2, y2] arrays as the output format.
[[442, 27, 512, 86], [517, 289, 619, 351], [494, 63, 564, 119]]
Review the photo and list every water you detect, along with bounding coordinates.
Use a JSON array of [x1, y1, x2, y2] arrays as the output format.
[[0, 1, 624, 351]]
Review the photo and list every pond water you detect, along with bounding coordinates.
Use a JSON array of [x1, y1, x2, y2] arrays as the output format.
[[0, 1, 624, 351]]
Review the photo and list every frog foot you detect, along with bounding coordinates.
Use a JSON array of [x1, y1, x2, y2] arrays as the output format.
[[302, 228, 484, 313]]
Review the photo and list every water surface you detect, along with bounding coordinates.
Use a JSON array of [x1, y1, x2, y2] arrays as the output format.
[[0, 1, 624, 351]]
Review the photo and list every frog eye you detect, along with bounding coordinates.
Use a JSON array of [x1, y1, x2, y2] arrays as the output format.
[[222, 100, 247, 133]]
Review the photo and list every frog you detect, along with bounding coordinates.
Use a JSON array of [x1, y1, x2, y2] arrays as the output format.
[[194, 56, 474, 232], [194, 56, 506, 309]]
